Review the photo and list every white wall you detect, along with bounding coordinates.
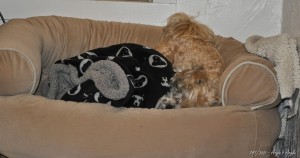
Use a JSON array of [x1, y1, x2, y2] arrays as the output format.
[[282, 0, 300, 47], [0, 0, 283, 42], [197, 0, 283, 42]]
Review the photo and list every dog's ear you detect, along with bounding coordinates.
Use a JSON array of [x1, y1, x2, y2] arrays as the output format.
[[162, 12, 191, 39], [195, 24, 216, 46], [167, 12, 192, 26], [165, 12, 216, 46]]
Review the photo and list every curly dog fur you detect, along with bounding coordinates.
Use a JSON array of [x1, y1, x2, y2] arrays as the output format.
[[155, 12, 224, 109]]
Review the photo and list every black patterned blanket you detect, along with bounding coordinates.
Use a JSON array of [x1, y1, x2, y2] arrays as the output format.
[[45, 43, 174, 108]]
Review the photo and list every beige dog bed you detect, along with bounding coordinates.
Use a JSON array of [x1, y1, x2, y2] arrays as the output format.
[[0, 16, 281, 158]]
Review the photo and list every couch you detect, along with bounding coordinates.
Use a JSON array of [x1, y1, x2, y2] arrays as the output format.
[[0, 16, 281, 158]]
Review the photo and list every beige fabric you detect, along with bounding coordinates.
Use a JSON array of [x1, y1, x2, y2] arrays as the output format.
[[0, 94, 280, 158]]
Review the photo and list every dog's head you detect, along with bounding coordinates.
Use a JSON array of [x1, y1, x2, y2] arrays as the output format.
[[172, 67, 220, 108]]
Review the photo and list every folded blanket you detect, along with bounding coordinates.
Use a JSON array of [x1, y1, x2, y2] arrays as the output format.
[[245, 34, 300, 99], [45, 43, 174, 108]]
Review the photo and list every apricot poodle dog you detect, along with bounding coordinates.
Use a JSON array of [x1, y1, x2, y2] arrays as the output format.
[[155, 12, 224, 109]]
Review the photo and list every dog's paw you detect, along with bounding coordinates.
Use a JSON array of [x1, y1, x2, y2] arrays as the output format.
[[155, 96, 177, 109], [209, 98, 221, 106]]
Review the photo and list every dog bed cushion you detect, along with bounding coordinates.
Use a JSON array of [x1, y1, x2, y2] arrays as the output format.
[[0, 16, 281, 158], [0, 16, 280, 109]]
